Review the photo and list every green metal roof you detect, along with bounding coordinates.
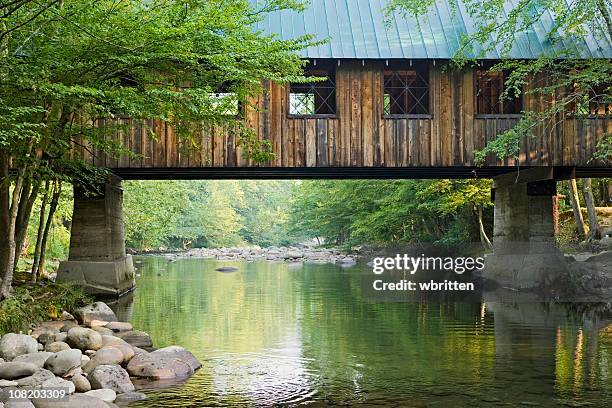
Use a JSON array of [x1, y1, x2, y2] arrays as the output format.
[[253, 0, 612, 59]]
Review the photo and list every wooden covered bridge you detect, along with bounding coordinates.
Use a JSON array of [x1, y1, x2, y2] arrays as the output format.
[[59, 0, 612, 295]]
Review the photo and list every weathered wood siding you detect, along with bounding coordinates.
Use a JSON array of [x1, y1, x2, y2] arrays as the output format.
[[80, 61, 611, 169]]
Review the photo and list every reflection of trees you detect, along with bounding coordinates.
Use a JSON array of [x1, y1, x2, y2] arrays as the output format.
[[123, 258, 611, 406], [126, 257, 309, 406], [486, 301, 610, 405], [297, 264, 496, 402]]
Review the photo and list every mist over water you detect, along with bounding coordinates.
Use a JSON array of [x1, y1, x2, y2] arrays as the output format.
[[116, 257, 612, 407]]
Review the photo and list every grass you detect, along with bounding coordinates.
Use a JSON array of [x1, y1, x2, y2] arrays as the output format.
[[0, 281, 92, 335]]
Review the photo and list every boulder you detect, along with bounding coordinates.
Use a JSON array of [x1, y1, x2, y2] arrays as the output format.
[[60, 322, 78, 333], [66, 328, 102, 351], [93, 347, 125, 364], [131, 347, 147, 357], [29, 328, 59, 344], [5, 399, 35, 408], [84, 389, 116, 403], [0, 380, 18, 387], [53, 333, 67, 343], [83, 347, 124, 374], [115, 331, 152, 348], [284, 251, 304, 259], [31, 394, 110, 408], [14, 369, 55, 387], [100, 336, 134, 362], [114, 392, 147, 404], [89, 365, 134, 393], [70, 373, 90, 393], [104, 322, 132, 333], [40, 377, 75, 394], [91, 327, 114, 337], [60, 311, 75, 321], [35, 321, 66, 331], [12, 352, 53, 369], [0, 334, 38, 360], [44, 349, 82, 377], [88, 320, 108, 328], [44, 342, 70, 353], [0, 362, 37, 380], [80, 355, 90, 367], [74, 303, 117, 325], [126, 346, 200, 379]]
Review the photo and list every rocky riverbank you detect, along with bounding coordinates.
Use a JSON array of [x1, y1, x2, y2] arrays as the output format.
[[0, 302, 200, 407], [157, 245, 360, 265]]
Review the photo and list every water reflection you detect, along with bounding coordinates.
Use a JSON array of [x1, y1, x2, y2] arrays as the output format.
[[115, 257, 611, 407]]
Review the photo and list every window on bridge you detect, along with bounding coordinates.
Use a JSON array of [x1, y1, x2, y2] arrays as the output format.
[[476, 70, 522, 115], [574, 83, 612, 116], [383, 63, 429, 116], [289, 69, 336, 116], [210, 83, 241, 116]]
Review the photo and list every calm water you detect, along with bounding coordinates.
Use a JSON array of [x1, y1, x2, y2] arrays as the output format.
[[115, 256, 612, 407]]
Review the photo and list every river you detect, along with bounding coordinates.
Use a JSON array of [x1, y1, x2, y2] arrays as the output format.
[[113, 256, 612, 407]]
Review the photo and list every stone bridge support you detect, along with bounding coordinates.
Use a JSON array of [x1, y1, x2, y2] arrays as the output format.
[[57, 175, 135, 297], [485, 168, 570, 288]]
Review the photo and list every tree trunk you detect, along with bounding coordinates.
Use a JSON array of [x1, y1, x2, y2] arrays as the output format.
[[599, 179, 610, 206], [568, 179, 586, 239], [13, 177, 40, 273], [0, 168, 25, 299], [477, 206, 493, 249], [31, 180, 50, 282], [583, 178, 601, 240], [36, 180, 61, 278], [0, 151, 10, 292]]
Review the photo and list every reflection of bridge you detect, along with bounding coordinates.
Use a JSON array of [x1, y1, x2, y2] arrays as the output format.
[[58, 0, 612, 296]]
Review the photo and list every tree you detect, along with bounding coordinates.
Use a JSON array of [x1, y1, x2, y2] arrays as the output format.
[[289, 179, 493, 247], [0, 0, 313, 298], [567, 179, 587, 239]]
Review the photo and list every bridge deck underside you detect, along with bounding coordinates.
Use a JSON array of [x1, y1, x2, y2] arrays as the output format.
[[111, 166, 611, 180]]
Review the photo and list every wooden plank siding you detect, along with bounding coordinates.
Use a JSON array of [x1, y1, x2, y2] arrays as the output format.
[[84, 62, 609, 169]]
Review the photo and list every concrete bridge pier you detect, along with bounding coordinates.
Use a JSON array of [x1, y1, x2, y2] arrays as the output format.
[[485, 168, 569, 288], [57, 174, 135, 297]]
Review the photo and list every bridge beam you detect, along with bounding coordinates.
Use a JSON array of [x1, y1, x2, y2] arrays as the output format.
[[57, 175, 135, 297], [485, 168, 568, 288]]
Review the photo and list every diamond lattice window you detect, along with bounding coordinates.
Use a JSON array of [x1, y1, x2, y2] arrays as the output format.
[[476, 70, 522, 114], [210, 92, 240, 116], [289, 70, 336, 115], [384, 68, 429, 115], [574, 83, 611, 116]]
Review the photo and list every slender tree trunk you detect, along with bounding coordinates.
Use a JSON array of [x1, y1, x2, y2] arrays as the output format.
[[1, 168, 25, 299], [31, 180, 50, 282], [599, 179, 610, 206], [0, 151, 10, 292], [477, 206, 493, 249], [36, 180, 61, 277], [568, 179, 586, 239], [13, 177, 40, 273], [583, 178, 601, 240]]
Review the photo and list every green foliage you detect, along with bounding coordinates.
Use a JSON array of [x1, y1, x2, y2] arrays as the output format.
[[123, 181, 190, 249], [123, 180, 298, 250], [0, 0, 315, 172], [0, 283, 92, 334], [592, 134, 612, 164], [290, 179, 493, 247]]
